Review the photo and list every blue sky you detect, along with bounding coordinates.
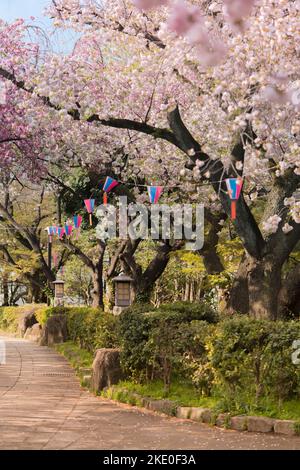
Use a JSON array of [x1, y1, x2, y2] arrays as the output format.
[[0, 0, 50, 23], [0, 0, 79, 54]]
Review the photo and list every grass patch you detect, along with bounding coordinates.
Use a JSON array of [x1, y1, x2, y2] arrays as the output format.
[[102, 379, 300, 422], [53, 341, 93, 385], [102, 379, 218, 408], [246, 398, 300, 421]]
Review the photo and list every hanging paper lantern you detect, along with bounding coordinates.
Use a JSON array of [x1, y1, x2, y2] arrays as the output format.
[[103, 176, 119, 205], [73, 215, 83, 239], [225, 177, 243, 220], [147, 186, 163, 204], [64, 224, 73, 238], [57, 227, 65, 239], [84, 199, 95, 225]]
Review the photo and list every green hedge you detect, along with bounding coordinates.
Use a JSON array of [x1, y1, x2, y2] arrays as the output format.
[[119, 301, 218, 389], [66, 307, 119, 352], [36, 306, 120, 353], [0, 305, 119, 353], [210, 317, 300, 410], [119, 304, 300, 406], [0, 305, 46, 333]]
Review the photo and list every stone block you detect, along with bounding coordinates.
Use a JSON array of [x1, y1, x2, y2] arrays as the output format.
[[216, 413, 230, 428], [274, 420, 297, 436], [230, 416, 248, 431], [91, 348, 124, 393], [176, 407, 192, 419], [247, 416, 274, 433]]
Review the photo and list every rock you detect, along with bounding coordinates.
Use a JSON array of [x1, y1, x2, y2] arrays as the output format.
[[18, 308, 38, 337], [147, 399, 177, 416], [82, 375, 92, 388], [230, 416, 248, 431], [39, 315, 68, 346], [91, 348, 124, 393], [141, 397, 151, 408], [176, 407, 192, 419], [247, 416, 275, 433], [187, 407, 212, 423], [216, 413, 230, 428], [24, 323, 43, 342], [274, 419, 297, 436]]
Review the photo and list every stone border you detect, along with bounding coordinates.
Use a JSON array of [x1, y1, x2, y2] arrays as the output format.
[[103, 387, 299, 437], [176, 407, 298, 436]]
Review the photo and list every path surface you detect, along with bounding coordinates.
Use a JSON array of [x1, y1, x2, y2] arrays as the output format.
[[0, 335, 300, 450]]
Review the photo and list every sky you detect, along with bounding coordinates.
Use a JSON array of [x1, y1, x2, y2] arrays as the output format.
[[0, 0, 79, 54]]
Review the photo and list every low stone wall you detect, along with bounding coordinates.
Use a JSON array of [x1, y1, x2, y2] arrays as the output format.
[[176, 407, 298, 436], [102, 386, 299, 437]]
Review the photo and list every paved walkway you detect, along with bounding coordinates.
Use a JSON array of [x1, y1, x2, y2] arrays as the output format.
[[0, 335, 300, 450]]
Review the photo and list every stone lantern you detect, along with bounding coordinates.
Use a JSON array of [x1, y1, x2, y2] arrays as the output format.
[[53, 278, 65, 307], [112, 273, 134, 315]]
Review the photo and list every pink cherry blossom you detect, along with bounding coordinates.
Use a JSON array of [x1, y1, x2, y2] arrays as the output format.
[[223, 0, 255, 21], [167, 1, 203, 36], [223, 0, 256, 32], [133, 0, 168, 11]]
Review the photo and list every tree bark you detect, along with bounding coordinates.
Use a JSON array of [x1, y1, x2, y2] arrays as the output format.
[[227, 255, 249, 314], [91, 240, 105, 309], [2, 273, 9, 306], [247, 256, 283, 320], [201, 212, 225, 274], [278, 263, 300, 317]]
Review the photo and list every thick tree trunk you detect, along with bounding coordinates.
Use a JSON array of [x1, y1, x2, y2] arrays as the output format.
[[278, 264, 300, 317], [247, 257, 282, 320], [228, 255, 283, 320]]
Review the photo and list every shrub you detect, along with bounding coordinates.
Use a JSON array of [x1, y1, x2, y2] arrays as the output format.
[[119, 301, 217, 388], [179, 320, 216, 396], [157, 301, 219, 324], [0, 306, 20, 332], [0, 305, 45, 333], [0, 305, 120, 353], [209, 317, 300, 411], [66, 307, 120, 352], [34, 306, 57, 325]]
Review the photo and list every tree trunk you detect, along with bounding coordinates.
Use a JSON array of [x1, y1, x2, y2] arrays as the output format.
[[91, 240, 105, 309], [278, 264, 300, 317], [2, 273, 9, 306], [227, 255, 249, 314], [247, 257, 282, 320], [189, 281, 194, 302], [228, 255, 282, 320], [91, 268, 104, 308], [184, 281, 190, 301]]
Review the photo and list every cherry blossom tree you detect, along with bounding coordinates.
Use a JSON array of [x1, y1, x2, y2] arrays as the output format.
[[0, 1, 299, 318]]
